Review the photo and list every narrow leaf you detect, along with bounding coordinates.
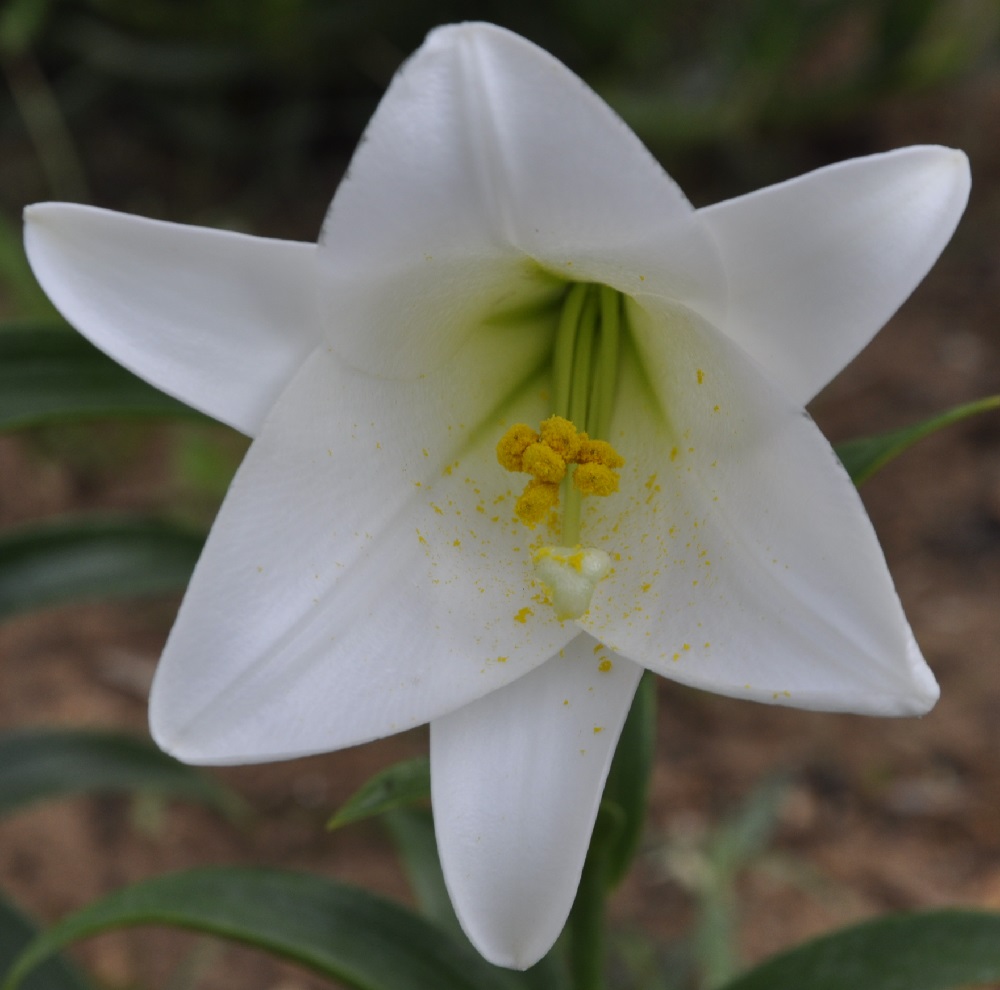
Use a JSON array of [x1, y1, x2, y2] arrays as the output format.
[[327, 757, 430, 829], [0, 324, 201, 431], [2, 868, 522, 990], [835, 395, 1000, 486], [0, 728, 245, 820], [383, 808, 460, 936], [0, 890, 90, 990], [0, 515, 204, 619], [719, 910, 1000, 990], [601, 672, 657, 888]]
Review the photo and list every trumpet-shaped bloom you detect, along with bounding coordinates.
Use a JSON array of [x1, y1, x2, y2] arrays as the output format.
[[24, 22, 968, 970]]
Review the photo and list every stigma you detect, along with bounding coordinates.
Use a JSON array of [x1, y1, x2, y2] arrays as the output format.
[[533, 545, 612, 620]]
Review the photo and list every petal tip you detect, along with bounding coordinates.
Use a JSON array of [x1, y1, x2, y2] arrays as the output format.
[[900, 639, 940, 716]]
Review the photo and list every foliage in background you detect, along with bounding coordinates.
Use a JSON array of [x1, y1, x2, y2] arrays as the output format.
[[0, 0, 996, 229]]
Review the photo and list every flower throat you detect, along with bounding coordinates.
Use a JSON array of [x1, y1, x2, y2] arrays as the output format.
[[496, 282, 625, 618]]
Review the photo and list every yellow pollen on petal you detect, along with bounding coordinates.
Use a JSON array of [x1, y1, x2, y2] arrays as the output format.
[[598, 658, 613, 673], [513, 606, 534, 624]]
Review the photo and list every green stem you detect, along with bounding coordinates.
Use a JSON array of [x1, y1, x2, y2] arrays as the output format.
[[551, 282, 625, 547], [590, 287, 621, 440], [567, 805, 617, 990], [568, 290, 596, 430], [552, 283, 589, 420]]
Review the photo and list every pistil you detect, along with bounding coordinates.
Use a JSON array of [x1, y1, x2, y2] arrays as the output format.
[[495, 281, 626, 619]]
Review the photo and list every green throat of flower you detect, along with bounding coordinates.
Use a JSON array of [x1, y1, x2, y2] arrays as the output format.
[[496, 281, 626, 620]]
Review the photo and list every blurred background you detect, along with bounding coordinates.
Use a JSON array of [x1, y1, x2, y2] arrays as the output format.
[[1, 1, 1000, 988]]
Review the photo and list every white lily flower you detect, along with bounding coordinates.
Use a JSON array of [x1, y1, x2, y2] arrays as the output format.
[[23, 22, 968, 970]]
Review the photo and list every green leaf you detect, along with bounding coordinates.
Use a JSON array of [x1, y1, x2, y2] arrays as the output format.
[[708, 775, 789, 877], [601, 672, 657, 888], [327, 757, 430, 829], [383, 808, 461, 936], [0, 324, 202, 431], [835, 395, 1000, 486], [0, 515, 204, 619], [719, 910, 1000, 990], [696, 776, 790, 989], [0, 890, 90, 990], [1, 868, 522, 990], [0, 728, 244, 819]]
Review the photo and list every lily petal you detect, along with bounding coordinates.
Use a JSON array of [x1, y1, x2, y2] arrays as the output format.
[[151, 324, 578, 764], [430, 635, 643, 970], [581, 296, 938, 715], [699, 146, 970, 405], [23, 203, 321, 435], [318, 22, 725, 380]]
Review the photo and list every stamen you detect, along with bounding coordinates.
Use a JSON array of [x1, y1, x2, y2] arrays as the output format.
[[496, 423, 539, 472], [494, 281, 627, 620], [515, 479, 560, 527], [496, 415, 623, 530]]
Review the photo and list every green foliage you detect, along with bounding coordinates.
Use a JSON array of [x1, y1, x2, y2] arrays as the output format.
[[835, 395, 1000, 485], [694, 777, 791, 989], [0, 728, 244, 819], [0, 325, 203, 431], [1, 868, 524, 990], [599, 671, 657, 890], [2, 0, 993, 218], [327, 756, 431, 829], [718, 910, 1000, 990], [0, 891, 89, 990], [0, 515, 204, 619]]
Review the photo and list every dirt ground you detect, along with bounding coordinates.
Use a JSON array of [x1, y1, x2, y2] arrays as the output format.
[[2, 73, 1000, 990]]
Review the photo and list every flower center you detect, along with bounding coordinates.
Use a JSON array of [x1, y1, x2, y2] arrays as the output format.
[[496, 282, 625, 619]]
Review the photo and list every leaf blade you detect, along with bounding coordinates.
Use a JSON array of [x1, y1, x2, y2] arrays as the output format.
[[835, 395, 1000, 485], [327, 757, 430, 830], [0, 728, 244, 819], [0, 515, 204, 620], [0, 890, 90, 990], [2, 868, 523, 990], [719, 910, 1000, 990], [0, 324, 202, 431]]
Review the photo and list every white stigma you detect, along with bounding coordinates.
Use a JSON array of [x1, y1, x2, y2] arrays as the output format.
[[532, 545, 612, 620]]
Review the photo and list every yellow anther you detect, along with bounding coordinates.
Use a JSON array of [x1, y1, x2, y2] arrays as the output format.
[[576, 438, 624, 469], [573, 462, 619, 497], [522, 442, 566, 483], [539, 415, 582, 460], [515, 479, 560, 527], [498, 416, 623, 534], [496, 423, 539, 472]]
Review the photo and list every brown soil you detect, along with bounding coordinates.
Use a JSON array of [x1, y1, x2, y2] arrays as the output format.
[[3, 74, 1000, 990]]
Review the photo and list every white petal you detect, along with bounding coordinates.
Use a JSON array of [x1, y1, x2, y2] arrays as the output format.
[[150, 315, 579, 763], [579, 297, 938, 715], [698, 146, 970, 405], [431, 636, 643, 970], [23, 203, 321, 435], [317, 22, 725, 379]]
